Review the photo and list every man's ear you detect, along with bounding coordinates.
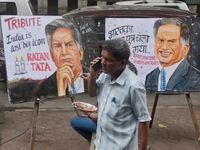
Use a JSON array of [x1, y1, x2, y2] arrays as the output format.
[[79, 48, 84, 60], [50, 49, 54, 62], [120, 59, 127, 67], [183, 44, 190, 56]]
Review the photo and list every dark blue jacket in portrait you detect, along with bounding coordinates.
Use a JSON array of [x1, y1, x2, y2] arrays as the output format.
[[145, 59, 200, 92]]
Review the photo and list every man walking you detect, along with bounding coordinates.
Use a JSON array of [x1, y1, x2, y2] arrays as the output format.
[[83, 38, 151, 150]]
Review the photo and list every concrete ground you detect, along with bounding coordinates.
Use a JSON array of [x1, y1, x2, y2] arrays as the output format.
[[0, 82, 200, 150]]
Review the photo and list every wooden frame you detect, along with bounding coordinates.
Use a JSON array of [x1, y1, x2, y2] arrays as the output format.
[[149, 92, 200, 147]]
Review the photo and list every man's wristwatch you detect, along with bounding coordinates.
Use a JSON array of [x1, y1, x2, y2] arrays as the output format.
[[88, 112, 93, 118]]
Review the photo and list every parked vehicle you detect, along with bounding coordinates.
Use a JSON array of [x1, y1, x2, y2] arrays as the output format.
[[0, 0, 35, 82], [114, 0, 189, 11], [0, 0, 35, 16]]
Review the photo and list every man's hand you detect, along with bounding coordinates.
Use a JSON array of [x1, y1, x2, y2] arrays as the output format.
[[81, 73, 90, 81], [56, 62, 74, 96], [81, 110, 92, 115], [87, 57, 102, 97], [89, 57, 102, 77], [139, 121, 150, 150]]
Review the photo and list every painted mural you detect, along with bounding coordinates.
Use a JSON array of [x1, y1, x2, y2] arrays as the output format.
[[2, 16, 200, 103], [105, 18, 200, 92], [1, 16, 99, 103]]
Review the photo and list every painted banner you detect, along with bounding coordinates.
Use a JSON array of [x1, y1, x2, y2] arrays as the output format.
[[105, 18, 200, 92], [1, 15, 99, 103]]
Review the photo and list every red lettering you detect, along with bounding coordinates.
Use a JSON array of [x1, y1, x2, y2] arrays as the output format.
[[30, 62, 51, 71], [36, 63, 40, 71], [32, 53, 37, 60], [4, 17, 42, 30], [40, 62, 45, 70], [4, 17, 15, 30], [27, 52, 50, 61], [27, 53, 33, 61], [45, 63, 51, 71], [30, 62, 35, 70], [13, 19, 18, 30], [37, 18, 41, 26], [21, 19, 25, 28]]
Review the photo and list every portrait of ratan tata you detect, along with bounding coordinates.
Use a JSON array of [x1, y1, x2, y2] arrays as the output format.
[[37, 18, 85, 97], [145, 18, 200, 92]]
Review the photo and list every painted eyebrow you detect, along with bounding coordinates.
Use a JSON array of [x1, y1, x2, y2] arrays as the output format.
[[52, 39, 75, 45], [156, 37, 176, 41], [65, 40, 75, 45], [167, 39, 176, 42], [156, 37, 163, 41], [52, 41, 61, 45]]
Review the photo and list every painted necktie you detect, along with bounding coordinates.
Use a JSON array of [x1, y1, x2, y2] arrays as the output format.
[[160, 67, 166, 91], [71, 83, 77, 94]]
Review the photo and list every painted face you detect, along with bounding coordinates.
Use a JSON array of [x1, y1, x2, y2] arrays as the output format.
[[154, 24, 189, 67], [101, 50, 123, 75], [50, 27, 83, 70]]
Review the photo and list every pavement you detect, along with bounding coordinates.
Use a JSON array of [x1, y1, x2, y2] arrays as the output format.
[[0, 82, 200, 150]]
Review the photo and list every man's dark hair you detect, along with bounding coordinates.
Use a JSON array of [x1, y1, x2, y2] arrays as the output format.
[[153, 18, 190, 46], [102, 38, 130, 64], [45, 18, 83, 50]]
